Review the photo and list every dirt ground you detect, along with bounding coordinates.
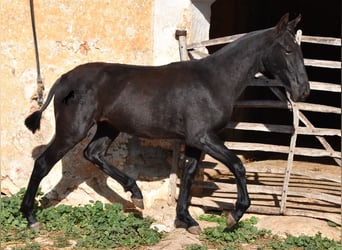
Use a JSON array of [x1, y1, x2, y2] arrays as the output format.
[[144, 201, 341, 250]]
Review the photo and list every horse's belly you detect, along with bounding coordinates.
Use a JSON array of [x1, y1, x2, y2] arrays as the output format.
[[104, 109, 185, 139]]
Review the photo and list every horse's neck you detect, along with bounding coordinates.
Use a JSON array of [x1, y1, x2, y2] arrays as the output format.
[[205, 30, 271, 99]]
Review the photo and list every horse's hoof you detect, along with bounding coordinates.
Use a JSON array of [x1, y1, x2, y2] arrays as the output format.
[[132, 198, 144, 209], [187, 225, 202, 235], [174, 219, 202, 234], [29, 222, 43, 231], [174, 218, 187, 229], [226, 212, 237, 228]]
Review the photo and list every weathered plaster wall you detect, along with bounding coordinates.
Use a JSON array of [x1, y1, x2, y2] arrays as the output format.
[[1, 0, 156, 204], [1, 0, 214, 213], [153, 0, 214, 64]]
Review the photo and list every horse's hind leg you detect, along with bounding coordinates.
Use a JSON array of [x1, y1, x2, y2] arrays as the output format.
[[83, 121, 143, 208], [20, 131, 88, 229]]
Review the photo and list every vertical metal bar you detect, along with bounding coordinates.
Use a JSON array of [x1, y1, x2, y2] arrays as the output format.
[[30, 0, 44, 106]]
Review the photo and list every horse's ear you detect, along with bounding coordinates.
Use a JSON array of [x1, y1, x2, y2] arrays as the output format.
[[288, 14, 301, 31], [276, 13, 289, 33]]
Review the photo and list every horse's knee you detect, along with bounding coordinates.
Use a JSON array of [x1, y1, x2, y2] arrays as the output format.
[[235, 163, 246, 177]]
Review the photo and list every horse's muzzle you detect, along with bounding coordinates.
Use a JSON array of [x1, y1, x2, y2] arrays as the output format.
[[297, 82, 310, 102]]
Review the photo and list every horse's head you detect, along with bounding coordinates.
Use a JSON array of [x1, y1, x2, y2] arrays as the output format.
[[261, 13, 310, 102]]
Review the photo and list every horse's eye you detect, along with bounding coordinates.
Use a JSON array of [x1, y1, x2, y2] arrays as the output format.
[[284, 49, 292, 55]]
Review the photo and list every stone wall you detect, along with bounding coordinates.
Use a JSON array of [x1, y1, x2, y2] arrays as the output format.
[[1, 0, 214, 210]]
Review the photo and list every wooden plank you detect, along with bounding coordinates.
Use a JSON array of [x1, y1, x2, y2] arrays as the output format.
[[225, 122, 293, 133], [296, 126, 341, 136], [188, 34, 341, 49], [193, 181, 341, 204], [235, 100, 341, 114], [194, 190, 341, 209], [244, 170, 339, 184], [188, 49, 208, 59], [297, 102, 341, 114], [301, 35, 341, 46], [310, 81, 341, 92], [189, 198, 341, 226], [225, 141, 341, 158], [187, 33, 246, 49], [240, 78, 340, 93], [187, 34, 340, 51], [242, 168, 341, 184], [243, 79, 340, 93], [304, 58, 341, 69], [225, 141, 289, 153], [205, 159, 341, 183], [225, 122, 340, 136]]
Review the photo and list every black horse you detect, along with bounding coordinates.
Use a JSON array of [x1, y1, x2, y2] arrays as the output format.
[[21, 14, 309, 234]]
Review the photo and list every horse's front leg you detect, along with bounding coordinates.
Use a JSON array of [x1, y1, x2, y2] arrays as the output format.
[[200, 133, 250, 228], [175, 146, 202, 235]]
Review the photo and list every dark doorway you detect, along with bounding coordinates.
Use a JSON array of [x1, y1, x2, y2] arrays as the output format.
[[210, 0, 340, 43]]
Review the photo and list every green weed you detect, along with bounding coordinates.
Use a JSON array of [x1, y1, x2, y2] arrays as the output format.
[[268, 232, 341, 250], [199, 214, 273, 249], [198, 214, 340, 250], [1, 188, 164, 249]]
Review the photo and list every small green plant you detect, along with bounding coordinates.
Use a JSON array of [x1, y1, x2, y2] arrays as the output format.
[[268, 232, 341, 250], [1, 188, 39, 242], [198, 214, 341, 250], [1, 188, 164, 249], [199, 214, 273, 249], [327, 221, 338, 227], [186, 243, 208, 250]]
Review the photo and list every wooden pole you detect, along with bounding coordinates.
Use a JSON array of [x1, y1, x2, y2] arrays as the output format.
[[175, 30, 189, 61], [168, 140, 181, 206], [168, 30, 189, 205], [280, 95, 299, 214]]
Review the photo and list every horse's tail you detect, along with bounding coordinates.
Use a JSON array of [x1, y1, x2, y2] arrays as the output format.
[[25, 77, 61, 134]]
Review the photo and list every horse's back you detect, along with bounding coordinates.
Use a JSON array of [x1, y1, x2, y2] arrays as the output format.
[[52, 61, 204, 138]]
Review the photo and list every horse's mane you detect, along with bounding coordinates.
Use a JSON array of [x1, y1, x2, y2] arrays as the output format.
[[209, 27, 274, 58]]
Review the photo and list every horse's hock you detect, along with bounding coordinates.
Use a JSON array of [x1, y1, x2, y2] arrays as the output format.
[[170, 30, 341, 225]]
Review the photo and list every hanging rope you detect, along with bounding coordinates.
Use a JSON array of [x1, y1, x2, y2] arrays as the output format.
[[29, 0, 44, 106]]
